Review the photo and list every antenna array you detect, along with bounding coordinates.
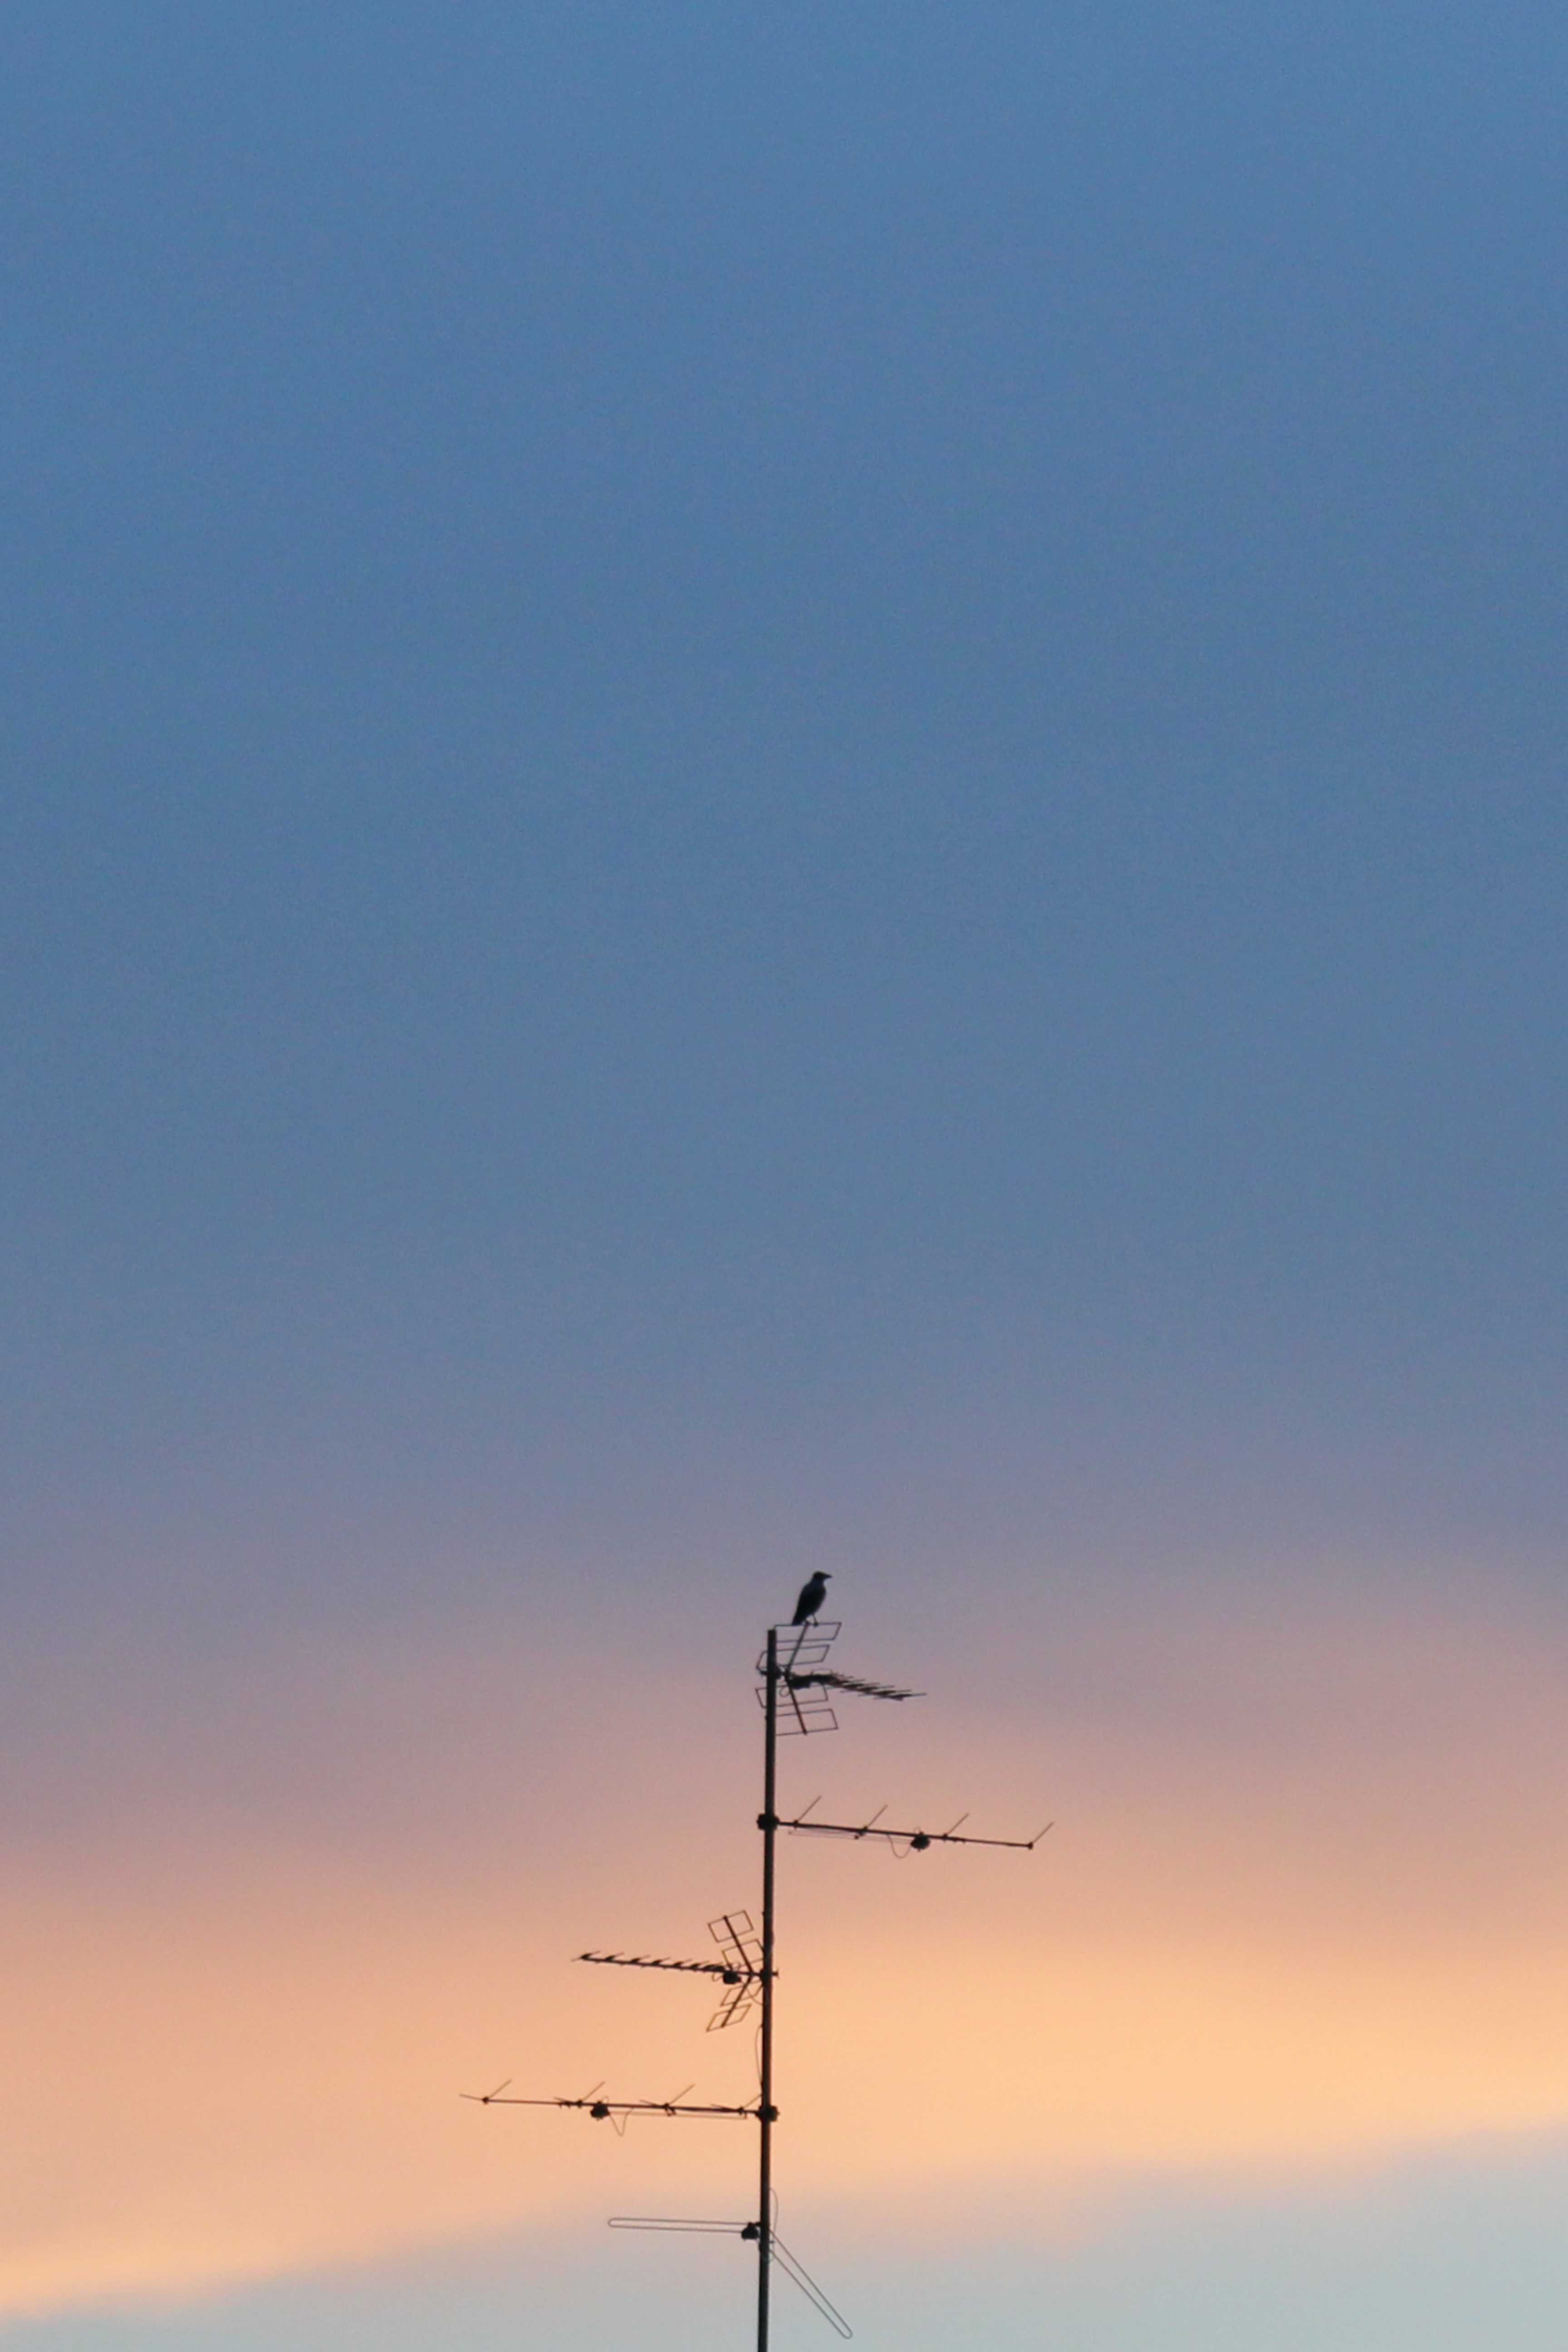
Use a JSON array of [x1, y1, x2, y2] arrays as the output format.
[[467, 1611, 1044, 2347]]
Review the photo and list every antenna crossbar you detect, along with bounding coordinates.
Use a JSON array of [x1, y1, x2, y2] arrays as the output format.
[[754, 1627, 922, 1734], [786, 1669, 921, 1702], [464, 2090, 768, 2121], [778, 1812, 1053, 1853], [572, 1916, 762, 2027], [577, 1951, 735, 1976], [609, 2215, 750, 2234]]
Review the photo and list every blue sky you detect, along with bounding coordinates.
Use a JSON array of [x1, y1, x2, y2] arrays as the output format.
[[2, 5, 1567, 2345], [8, 2145, 1568, 2351]]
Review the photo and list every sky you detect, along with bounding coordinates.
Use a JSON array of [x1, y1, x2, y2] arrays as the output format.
[[2, 2, 1568, 2345]]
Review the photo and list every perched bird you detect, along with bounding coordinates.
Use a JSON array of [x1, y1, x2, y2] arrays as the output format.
[[790, 1570, 830, 1626]]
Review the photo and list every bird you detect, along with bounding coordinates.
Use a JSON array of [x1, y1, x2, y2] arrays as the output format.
[[790, 1570, 830, 1625]]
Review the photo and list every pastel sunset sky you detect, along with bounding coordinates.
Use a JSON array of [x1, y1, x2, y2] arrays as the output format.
[[4, 6, 1568, 2347]]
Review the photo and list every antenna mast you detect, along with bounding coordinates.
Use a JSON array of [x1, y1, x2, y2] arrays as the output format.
[[758, 1622, 780, 2351], [469, 1612, 1047, 2348]]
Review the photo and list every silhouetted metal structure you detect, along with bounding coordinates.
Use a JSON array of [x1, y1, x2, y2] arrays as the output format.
[[467, 1614, 1046, 2347]]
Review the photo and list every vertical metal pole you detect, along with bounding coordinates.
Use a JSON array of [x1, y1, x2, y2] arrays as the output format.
[[757, 1625, 779, 2352]]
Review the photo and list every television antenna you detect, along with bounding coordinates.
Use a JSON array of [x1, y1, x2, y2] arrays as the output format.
[[468, 1614, 1047, 2347]]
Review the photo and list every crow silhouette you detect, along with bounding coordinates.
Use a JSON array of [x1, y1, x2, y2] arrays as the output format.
[[790, 1571, 830, 1626]]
